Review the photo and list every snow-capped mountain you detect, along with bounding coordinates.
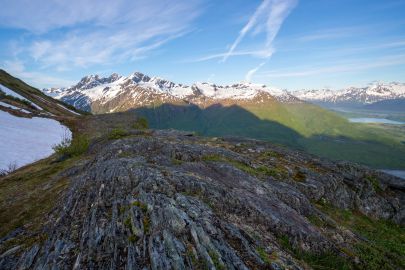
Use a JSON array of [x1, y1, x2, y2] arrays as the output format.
[[293, 82, 405, 107], [43, 72, 298, 113]]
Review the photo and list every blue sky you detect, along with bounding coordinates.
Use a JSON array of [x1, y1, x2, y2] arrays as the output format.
[[0, 0, 404, 90]]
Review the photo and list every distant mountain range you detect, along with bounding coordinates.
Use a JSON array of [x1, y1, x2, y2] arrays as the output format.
[[43, 72, 298, 113], [44, 73, 405, 113], [363, 98, 405, 112], [294, 82, 405, 109]]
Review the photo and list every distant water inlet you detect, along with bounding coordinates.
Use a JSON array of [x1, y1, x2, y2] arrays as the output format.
[[381, 170, 405, 180], [349, 118, 405, 124]]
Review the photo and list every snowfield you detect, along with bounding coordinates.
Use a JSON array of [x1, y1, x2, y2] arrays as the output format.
[[0, 110, 71, 171]]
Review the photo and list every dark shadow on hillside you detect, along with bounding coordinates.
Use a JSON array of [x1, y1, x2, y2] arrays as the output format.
[[130, 103, 405, 169], [131, 103, 302, 148]]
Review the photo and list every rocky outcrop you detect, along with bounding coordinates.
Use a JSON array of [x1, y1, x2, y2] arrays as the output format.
[[0, 129, 403, 269]]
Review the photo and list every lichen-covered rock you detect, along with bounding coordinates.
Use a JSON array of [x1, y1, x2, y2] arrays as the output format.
[[1, 129, 404, 269]]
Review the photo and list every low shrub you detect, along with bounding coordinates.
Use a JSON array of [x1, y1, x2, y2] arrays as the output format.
[[108, 128, 129, 140], [132, 117, 149, 130], [0, 162, 18, 176], [53, 134, 89, 158]]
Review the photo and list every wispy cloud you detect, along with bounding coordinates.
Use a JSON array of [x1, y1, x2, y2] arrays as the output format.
[[215, 0, 297, 82], [187, 48, 274, 63], [222, 0, 298, 62], [2, 60, 76, 88], [0, 0, 202, 34], [245, 61, 267, 82], [0, 0, 203, 72], [296, 26, 370, 42], [257, 54, 405, 78]]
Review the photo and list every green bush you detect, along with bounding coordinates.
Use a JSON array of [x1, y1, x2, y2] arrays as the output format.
[[132, 117, 149, 129], [108, 128, 129, 140], [53, 134, 89, 158]]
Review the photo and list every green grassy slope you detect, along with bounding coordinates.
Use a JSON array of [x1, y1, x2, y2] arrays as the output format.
[[133, 102, 405, 169]]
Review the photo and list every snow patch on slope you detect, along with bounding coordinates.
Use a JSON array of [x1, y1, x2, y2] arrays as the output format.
[[1, 83, 43, 110], [0, 110, 71, 171], [0, 101, 30, 113], [56, 104, 81, 115]]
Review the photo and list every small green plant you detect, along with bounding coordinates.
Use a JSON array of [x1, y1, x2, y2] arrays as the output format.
[[124, 216, 131, 227], [52, 132, 89, 158], [186, 244, 199, 266], [132, 201, 148, 212], [277, 235, 292, 251], [128, 234, 138, 243], [132, 117, 149, 129], [119, 205, 128, 214], [256, 247, 271, 264], [293, 171, 306, 182], [365, 175, 382, 192], [143, 215, 151, 233], [307, 215, 327, 227], [171, 158, 183, 165], [202, 154, 224, 162], [260, 151, 282, 159], [108, 128, 129, 140], [208, 250, 225, 270], [118, 151, 132, 158]]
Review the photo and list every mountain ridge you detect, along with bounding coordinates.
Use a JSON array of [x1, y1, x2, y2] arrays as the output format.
[[44, 72, 405, 113], [43, 71, 299, 113], [294, 82, 405, 108]]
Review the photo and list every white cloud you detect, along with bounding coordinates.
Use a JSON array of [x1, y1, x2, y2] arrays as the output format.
[[2, 60, 76, 88], [245, 61, 267, 82], [188, 48, 274, 63], [296, 26, 369, 42], [258, 54, 405, 78], [0, 0, 200, 34], [1, 0, 203, 71], [222, 0, 297, 62]]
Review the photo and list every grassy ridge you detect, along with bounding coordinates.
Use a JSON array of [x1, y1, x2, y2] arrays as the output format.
[[0, 69, 88, 117]]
